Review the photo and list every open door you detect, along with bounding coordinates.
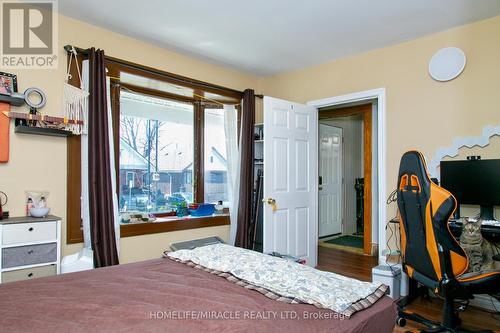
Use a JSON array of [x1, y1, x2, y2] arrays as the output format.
[[319, 124, 343, 237], [263, 96, 318, 267]]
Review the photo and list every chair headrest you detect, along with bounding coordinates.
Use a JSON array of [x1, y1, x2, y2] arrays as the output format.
[[398, 151, 431, 196]]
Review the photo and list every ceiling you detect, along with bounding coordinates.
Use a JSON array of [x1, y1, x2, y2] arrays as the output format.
[[59, 0, 500, 76]]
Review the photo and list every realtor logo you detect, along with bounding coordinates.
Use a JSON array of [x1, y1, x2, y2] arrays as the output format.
[[1, 0, 58, 69]]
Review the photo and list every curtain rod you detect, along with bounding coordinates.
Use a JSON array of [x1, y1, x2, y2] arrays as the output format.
[[63, 45, 264, 99]]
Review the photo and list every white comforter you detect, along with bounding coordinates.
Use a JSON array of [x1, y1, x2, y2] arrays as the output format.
[[168, 244, 385, 314]]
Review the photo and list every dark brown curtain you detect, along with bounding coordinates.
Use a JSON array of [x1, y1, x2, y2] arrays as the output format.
[[88, 48, 119, 268], [235, 89, 255, 249]]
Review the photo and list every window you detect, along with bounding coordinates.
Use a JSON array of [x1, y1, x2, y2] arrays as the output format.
[[111, 77, 239, 226], [204, 108, 229, 204], [119, 92, 194, 214], [107, 61, 241, 227], [66, 53, 242, 243]]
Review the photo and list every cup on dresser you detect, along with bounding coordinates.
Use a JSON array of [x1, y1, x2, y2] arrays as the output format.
[[0, 191, 7, 220]]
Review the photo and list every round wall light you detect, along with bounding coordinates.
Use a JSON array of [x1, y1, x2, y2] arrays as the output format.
[[428, 47, 466, 82]]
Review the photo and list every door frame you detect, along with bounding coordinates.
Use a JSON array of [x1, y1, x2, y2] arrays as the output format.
[[318, 124, 344, 238], [319, 106, 372, 254], [308, 88, 386, 264]]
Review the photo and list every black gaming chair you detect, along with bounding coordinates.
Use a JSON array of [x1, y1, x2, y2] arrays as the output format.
[[396, 151, 500, 332]]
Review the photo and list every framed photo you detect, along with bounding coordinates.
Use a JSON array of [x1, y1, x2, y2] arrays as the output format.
[[0, 72, 18, 95]]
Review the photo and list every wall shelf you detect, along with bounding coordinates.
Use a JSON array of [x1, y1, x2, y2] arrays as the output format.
[[15, 125, 73, 137], [0, 93, 25, 107], [254, 123, 264, 167]]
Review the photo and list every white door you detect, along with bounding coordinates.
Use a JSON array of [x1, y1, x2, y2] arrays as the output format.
[[319, 124, 343, 237], [263, 96, 318, 267]]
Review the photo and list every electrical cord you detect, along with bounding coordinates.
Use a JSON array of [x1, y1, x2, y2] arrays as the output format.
[[385, 188, 402, 275], [385, 218, 400, 275], [386, 188, 398, 205]]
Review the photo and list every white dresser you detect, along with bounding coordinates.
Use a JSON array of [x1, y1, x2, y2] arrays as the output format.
[[0, 215, 61, 283]]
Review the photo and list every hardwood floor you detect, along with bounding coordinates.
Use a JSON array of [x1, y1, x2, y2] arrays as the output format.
[[317, 245, 377, 281], [317, 246, 500, 332]]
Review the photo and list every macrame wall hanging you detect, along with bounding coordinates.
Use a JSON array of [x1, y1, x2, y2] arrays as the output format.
[[63, 47, 89, 134]]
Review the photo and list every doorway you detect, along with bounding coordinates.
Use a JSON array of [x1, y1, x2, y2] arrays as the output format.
[[318, 124, 343, 237], [261, 89, 385, 266], [318, 103, 373, 255]]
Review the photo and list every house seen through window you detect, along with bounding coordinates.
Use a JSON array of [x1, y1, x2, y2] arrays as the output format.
[[118, 92, 229, 215], [119, 91, 194, 213], [204, 108, 229, 204]]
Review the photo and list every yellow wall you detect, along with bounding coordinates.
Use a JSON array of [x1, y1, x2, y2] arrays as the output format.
[[442, 135, 500, 162], [258, 15, 500, 245], [120, 226, 229, 264], [0, 14, 257, 261]]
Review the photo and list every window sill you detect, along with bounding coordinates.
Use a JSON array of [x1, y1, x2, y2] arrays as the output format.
[[120, 214, 230, 238]]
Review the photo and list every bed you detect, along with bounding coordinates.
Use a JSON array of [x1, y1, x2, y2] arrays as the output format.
[[0, 254, 396, 332]]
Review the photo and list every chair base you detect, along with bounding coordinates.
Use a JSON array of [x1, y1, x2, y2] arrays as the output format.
[[396, 296, 494, 333]]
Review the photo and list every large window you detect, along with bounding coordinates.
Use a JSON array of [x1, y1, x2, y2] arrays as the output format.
[[107, 62, 241, 224], [119, 92, 194, 214], [66, 53, 243, 243]]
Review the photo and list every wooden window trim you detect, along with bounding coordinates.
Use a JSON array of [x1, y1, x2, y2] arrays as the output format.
[[66, 53, 84, 244], [193, 101, 204, 203], [67, 134, 83, 244], [66, 54, 239, 244], [120, 215, 229, 238], [105, 56, 243, 101]]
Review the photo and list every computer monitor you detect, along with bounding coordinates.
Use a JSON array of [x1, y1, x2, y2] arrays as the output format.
[[440, 159, 500, 220]]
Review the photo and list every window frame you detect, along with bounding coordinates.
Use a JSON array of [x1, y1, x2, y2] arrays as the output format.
[[66, 54, 241, 244]]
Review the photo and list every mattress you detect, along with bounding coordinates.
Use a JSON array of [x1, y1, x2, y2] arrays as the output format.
[[0, 258, 396, 332]]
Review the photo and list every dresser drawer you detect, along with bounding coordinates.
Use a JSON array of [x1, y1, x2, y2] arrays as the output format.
[[2, 264, 56, 283], [2, 243, 57, 269], [2, 221, 57, 245]]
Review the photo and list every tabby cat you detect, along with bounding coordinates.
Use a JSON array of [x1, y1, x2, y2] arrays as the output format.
[[459, 218, 494, 272]]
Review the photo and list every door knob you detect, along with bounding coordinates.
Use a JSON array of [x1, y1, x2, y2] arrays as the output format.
[[263, 198, 276, 205], [262, 198, 277, 212]]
